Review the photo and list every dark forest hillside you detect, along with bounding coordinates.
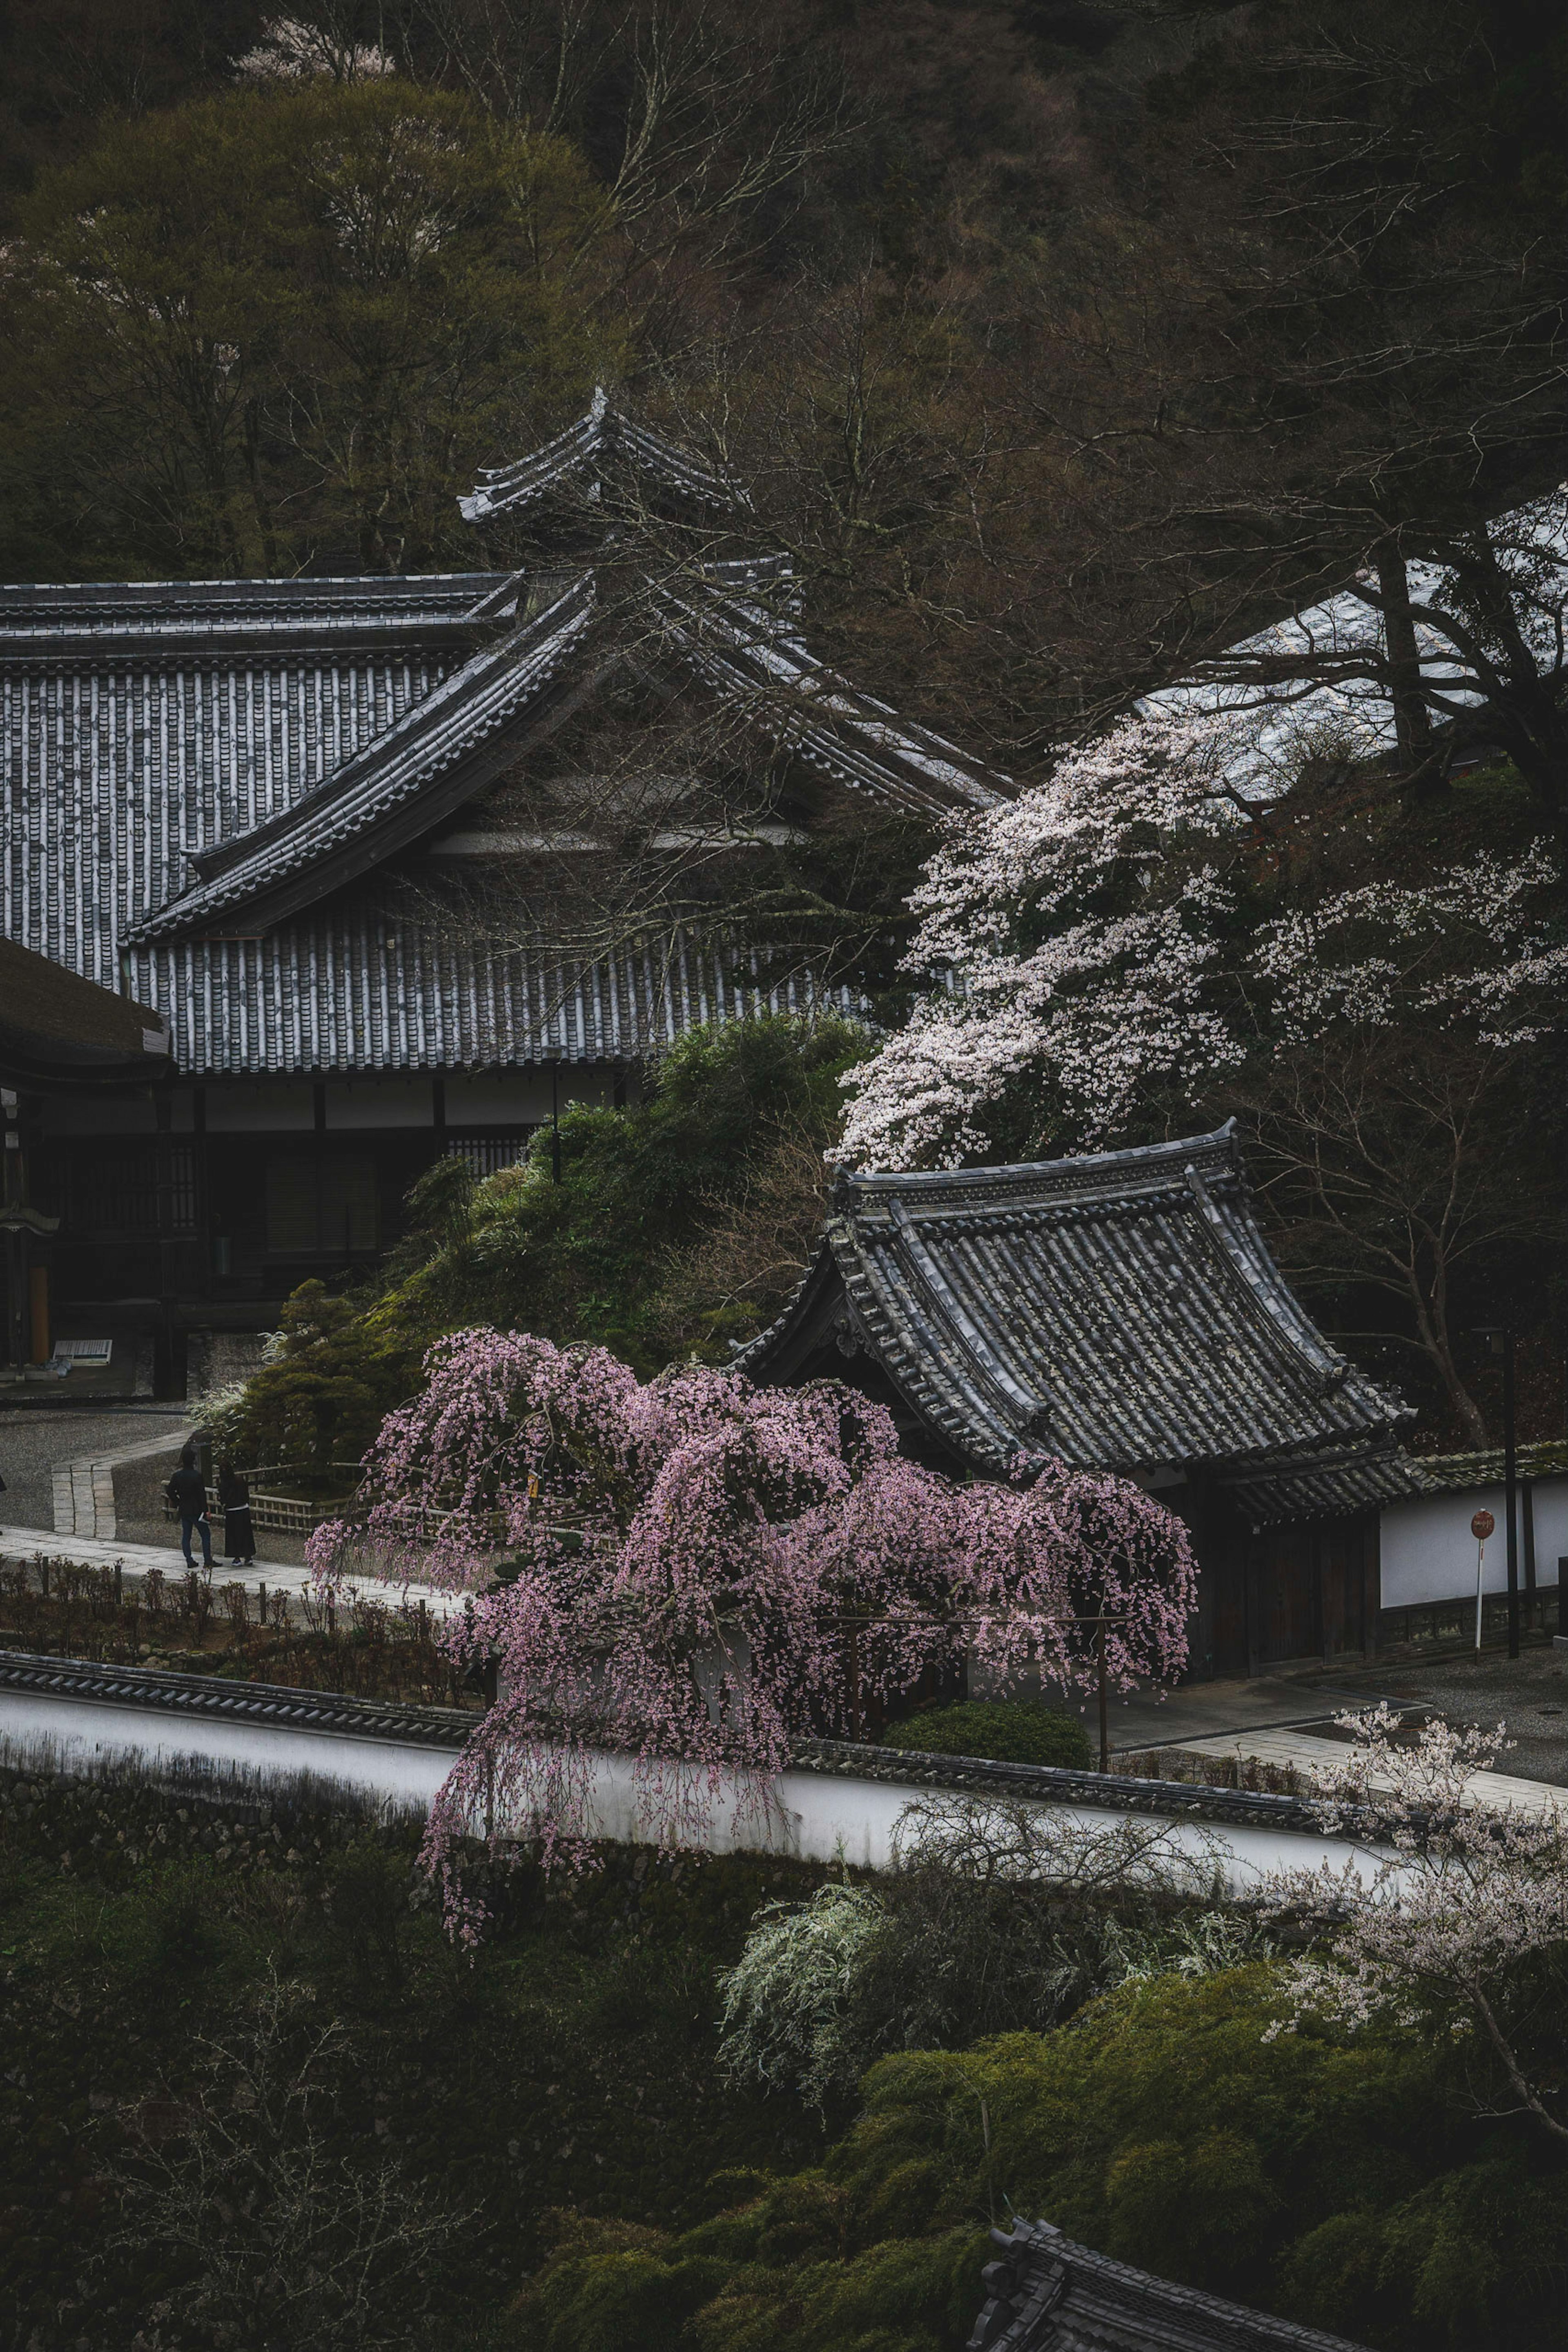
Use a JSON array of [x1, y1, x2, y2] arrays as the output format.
[[2, 0, 1564, 756]]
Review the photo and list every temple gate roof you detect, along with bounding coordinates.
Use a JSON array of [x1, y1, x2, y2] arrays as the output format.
[[737, 1122, 1421, 1523]]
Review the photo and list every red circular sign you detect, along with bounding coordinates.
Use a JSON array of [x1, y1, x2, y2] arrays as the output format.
[[1471, 1509, 1495, 1540]]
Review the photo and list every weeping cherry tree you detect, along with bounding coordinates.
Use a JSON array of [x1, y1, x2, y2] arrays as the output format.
[[308, 1330, 1196, 1935]]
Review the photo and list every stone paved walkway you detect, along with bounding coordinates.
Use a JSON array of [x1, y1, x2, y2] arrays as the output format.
[[1104, 1672, 1403, 1755], [0, 1408, 188, 1529], [0, 1522, 452, 1614]]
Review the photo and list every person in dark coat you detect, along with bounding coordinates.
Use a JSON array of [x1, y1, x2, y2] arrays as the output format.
[[165, 1444, 212, 1570], [218, 1463, 256, 1566]]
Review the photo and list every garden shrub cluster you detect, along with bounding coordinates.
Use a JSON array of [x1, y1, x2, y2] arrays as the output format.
[[877, 1701, 1092, 1771], [206, 1016, 869, 1480], [0, 1756, 832, 2350], [6, 1751, 1568, 2349], [714, 1800, 1274, 2112], [523, 1970, 1568, 2352]]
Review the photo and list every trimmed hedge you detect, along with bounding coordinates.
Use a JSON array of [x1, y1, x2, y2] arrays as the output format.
[[876, 1700, 1092, 1770]]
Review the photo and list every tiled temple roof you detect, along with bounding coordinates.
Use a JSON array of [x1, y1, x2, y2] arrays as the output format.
[[1402, 1440, 1568, 1494], [120, 567, 1002, 949], [659, 573, 1007, 814], [0, 573, 499, 661], [1, 588, 865, 1070], [2, 405, 1007, 1075], [737, 1124, 1420, 1521], [122, 920, 842, 1074], [126, 581, 597, 943], [969, 2220, 1371, 2352]]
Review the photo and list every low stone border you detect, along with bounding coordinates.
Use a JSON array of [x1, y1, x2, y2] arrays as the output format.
[[0, 1650, 1332, 1832], [0, 1650, 474, 1750], [51, 1425, 192, 1540], [791, 1735, 1327, 1835]]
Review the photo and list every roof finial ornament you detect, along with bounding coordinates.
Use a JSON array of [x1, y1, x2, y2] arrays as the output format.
[[458, 385, 749, 525]]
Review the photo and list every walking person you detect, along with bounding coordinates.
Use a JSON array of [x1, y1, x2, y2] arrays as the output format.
[[165, 1444, 212, 1571], [218, 1462, 256, 1567]]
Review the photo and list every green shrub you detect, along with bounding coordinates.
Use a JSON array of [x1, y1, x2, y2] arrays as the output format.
[[716, 1802, 1274, 2110], [877, 1701, 1092, 1771], [210, 1279, 419, 1488], [524, 1969, 1568, 2352], [205, 1014, 875, 1474], [382, 1012, 869, 1369]]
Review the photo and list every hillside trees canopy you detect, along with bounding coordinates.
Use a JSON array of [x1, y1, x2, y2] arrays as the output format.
[[0, 76, 626, 575], [0, 0, 1560, 767], [572, 0, 1568, 772]]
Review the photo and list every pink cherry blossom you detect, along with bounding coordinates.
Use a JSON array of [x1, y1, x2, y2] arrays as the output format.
[[309, 1331, 1197, 1936]]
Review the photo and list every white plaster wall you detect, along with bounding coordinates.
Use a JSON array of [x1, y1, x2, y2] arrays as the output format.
[[0, 1692, 459, 1811], [574, 1758, 1400, 1894], [1, 1690, 1402, 1893], [1380, 1477, 1568, 1609], [324, 1077, 437, 1130]]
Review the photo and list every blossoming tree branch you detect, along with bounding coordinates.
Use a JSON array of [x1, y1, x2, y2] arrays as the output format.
[[308, 1331, 1196, 1927], [838, 711, 1566, 1177], [837, 709, 1566, 1440]]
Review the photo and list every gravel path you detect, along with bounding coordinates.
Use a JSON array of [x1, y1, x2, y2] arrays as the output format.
[[1341, 1646, 1568, 1788], [0, 1409, 189, 1533]]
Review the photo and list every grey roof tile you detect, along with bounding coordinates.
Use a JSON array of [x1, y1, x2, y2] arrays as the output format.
[[125, 580, 597, 943], [739, 1124, 1419, 1519], [969, 2218, 1372, 2350], [2, 404, 1007, 1074]]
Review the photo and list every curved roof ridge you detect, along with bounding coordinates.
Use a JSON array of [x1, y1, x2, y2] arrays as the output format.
[[126, 580, 595, 944], [460, 387, 749, 522], [655, 572, 1009, 813], [839, 1122, 1241, 1205]]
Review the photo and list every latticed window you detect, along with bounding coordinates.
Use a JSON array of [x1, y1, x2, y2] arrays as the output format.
[[58, 1142, 198, 1234]]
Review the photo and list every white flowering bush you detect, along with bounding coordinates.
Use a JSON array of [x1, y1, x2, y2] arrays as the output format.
[[234, 17, 397, 81], [717, 1796, 1265, 2107], [839, 713, 1244, 1168], [717, 1882, 888, 2109], [1260, 1706, 1568, 2146], [1254, 845, 1568, 1048], [192, 1379, 255, 1467]]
